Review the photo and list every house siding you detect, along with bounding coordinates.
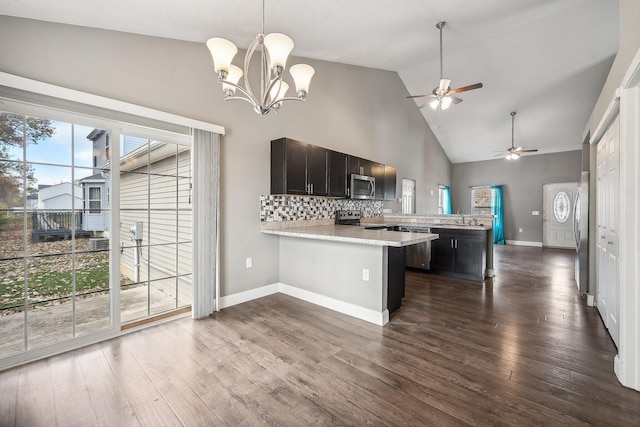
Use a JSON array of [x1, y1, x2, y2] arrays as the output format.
[[119, 149, 192, 285]]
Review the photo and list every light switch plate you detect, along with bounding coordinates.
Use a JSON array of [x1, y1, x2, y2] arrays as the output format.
[[532, 210, 540, 216]]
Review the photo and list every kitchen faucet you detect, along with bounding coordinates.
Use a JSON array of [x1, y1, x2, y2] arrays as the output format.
[[456, 208, 465, 224]]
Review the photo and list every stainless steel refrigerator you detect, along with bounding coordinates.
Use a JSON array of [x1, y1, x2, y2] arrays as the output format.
[[574, 171, 589, 294]]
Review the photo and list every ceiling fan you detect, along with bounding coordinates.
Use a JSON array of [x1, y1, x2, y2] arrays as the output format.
[[496, 112, 538, 160], [407, 21, 483, 110]]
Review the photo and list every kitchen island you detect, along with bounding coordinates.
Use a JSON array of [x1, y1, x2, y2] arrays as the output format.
[[364, 214, 495, 281], [262, 223, 438, 325]]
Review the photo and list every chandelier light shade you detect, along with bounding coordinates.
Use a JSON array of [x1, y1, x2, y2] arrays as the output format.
[[205, 0, 315, 115]]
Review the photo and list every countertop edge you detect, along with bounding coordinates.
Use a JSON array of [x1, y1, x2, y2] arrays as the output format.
[[261, 227, 439, 247]]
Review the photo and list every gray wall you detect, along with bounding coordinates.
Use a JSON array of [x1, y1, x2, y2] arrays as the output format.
[[0, 16, 450, 297], [584, 0, 640, 137], [451, 151, 582, 243]]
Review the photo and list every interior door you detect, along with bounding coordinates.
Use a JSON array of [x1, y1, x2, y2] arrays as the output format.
[[402, 178, 415, 214], [542, 182, 578, 249], [596, 115, 620, 348]]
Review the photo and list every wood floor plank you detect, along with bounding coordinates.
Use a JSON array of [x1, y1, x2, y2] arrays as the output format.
[[0, 365, 18, 427], [1, 245, 640, 425], [14, 359, 57, 427], [48, 352, 100, 427], [98, 339, 182, 426], [74, 345, 142, 427]]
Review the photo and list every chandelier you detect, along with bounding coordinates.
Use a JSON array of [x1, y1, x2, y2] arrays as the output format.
[[205, 0, 315, 116]]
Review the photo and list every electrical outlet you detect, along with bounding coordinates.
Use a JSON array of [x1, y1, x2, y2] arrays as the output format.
[[246, 257, 252, 268], [532, 211, 540, 216], [362, 269, 369, 281], [518, 228, 523, 233], [430, 190, 434, 196]]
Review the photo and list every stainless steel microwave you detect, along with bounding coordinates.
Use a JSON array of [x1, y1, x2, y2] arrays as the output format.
[[349, 174, 376, 200]]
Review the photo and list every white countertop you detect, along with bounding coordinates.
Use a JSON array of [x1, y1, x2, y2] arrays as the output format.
[[375, 214, 493, 231], [261, 224, 439, 247]]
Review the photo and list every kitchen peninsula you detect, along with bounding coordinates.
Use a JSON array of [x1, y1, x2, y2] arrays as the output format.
[[261, 210, 494, 326], [262, 220, 438, 325]]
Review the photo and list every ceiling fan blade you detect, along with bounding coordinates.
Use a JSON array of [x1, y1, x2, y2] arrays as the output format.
[[439, 78, 451, 93], [519, 149, 538, 153], [406, 94, 431, 99], [449, 83, 483, 94], [449, 96, 463, 104]]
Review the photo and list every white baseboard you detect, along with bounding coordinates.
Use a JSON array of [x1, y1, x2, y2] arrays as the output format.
[[505, 240, 543, 247], [219, 283, 388, 326], [219, 284, 279, 309], [278, 283, 388, 326]]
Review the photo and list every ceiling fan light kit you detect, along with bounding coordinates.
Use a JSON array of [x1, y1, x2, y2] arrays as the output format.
[[407, 21, 483, 111], [206, 0, 315, 116]]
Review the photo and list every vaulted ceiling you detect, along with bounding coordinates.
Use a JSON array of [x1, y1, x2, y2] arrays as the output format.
[[1, 0, 618, 163]]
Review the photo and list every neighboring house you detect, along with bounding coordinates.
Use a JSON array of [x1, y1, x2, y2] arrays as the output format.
[[36, 182, 83, 210], [87, 128, 110, 174], [26, 192, 38, 209], [118, 141, 192, 286], [78, 173, 108, 233], [83, 129, 192, 282]]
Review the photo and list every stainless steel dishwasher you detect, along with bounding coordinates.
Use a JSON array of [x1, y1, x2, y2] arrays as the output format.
[[399, 226, 432, 270]]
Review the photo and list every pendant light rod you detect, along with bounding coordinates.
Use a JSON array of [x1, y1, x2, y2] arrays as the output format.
[[511, 111, 516, 149], [436, 21, 445, 80]]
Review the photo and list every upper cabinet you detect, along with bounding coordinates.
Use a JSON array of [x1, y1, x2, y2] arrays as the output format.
[[371, 162, 385, 200], [271, 138, 329, 196], [271, 137, 396, 200], [383, 165, 397, 201], [348, 156, 374, 176], [329, 150, 348, 198], [307, 145, 330, 196]]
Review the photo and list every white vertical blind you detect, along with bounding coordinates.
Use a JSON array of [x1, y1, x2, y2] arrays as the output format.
[[192, 129, 220, 318]]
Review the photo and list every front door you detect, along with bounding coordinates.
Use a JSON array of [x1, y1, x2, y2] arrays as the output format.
[[543, 182, 577, 249]]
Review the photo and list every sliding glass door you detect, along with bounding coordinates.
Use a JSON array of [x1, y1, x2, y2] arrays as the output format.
[[119, 135, 192, 324], [0, 103, 193, 363], [0, 112, 111, 357]]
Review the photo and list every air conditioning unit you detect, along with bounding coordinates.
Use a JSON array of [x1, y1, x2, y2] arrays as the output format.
[[89, 237, 109, 251]]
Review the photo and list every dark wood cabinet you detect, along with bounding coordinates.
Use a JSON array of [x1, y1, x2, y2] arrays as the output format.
[[272, 138, 396, 200], [383, 165, 397, 201], [328, 150, 348, 197], [371, 162, 385, 200], [271, 138, 328, 196], [387, 246, 406, 313], [430, 228, 487, 281], [348, 156, 373, 176], [307, 145, 329, 196]]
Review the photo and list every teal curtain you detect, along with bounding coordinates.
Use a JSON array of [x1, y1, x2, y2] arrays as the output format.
[[443, 186, 452, 214], [491, 185, 505, 245]]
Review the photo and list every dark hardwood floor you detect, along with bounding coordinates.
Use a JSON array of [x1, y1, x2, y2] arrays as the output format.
[[1, 245, 639, 426]]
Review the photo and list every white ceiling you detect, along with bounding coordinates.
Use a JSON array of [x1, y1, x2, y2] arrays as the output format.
[[1, 0, 618, 163]]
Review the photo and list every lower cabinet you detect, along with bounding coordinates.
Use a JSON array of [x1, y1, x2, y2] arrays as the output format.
[[387, 246, 406, 313], [430, 228, 487, 282]]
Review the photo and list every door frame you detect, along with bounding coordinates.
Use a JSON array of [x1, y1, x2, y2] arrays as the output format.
[[590, 48, 640, 391]]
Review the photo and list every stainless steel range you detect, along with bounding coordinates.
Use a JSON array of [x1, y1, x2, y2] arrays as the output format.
[[335, 209, 361, 226]]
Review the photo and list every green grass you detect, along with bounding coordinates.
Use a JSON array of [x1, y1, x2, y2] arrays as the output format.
[[0, 263, 110, 310]]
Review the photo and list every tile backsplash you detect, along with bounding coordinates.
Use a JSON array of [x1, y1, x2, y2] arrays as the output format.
[[260, 195, 384, 222]]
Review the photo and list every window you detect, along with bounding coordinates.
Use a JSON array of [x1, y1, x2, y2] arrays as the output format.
[[88, 186, 101, 213], [437, 185, 450, 214], [471, 187, 494, 214], [553, 191, 570, 223]]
